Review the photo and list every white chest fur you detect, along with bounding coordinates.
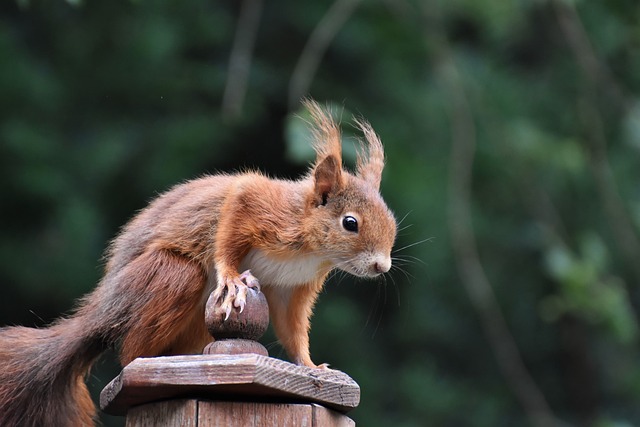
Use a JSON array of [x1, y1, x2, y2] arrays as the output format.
[[239, 248, 327, 287]]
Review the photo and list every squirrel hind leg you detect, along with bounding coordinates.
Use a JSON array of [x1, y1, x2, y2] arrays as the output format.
[[70, 376, 97, 426], [116, 249, 210, 365]]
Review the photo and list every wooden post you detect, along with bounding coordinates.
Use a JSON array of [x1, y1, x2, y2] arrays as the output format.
[[100, 288, 360, 426]]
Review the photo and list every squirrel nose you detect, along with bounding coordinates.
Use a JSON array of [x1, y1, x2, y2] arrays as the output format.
[[373, 256, 391, 274]]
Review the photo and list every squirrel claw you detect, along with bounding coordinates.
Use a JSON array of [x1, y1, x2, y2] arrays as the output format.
[[223, 305, 232, 321], [214, 270, 260, 321], [234, 283, 248, 313], [239, 270, 260, 291]]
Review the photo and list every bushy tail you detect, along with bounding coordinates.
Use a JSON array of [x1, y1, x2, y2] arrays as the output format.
[[0, 317, 105, 427]]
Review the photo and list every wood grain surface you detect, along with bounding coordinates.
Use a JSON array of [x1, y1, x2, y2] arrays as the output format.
[[101, 354, 360, 416]]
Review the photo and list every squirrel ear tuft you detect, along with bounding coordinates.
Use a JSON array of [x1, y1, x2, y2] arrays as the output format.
[[354, 118, 385, 190], [313, 155, 343, 206], [304, 99, 343, 167]]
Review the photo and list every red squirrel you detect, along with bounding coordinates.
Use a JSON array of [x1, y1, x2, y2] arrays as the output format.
[[0, 100, 397, 426]]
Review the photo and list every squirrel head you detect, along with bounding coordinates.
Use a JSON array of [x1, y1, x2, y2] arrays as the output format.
[[302, 100, 397, 278]]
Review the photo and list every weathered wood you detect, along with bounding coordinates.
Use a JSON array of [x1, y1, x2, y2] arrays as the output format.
[[312, 404, 356, 427], [203, 338, 268, 356], [205, 288, 269, 340], [125, 399, 197, 427], [198, 401, 312, 426], [125, 400, 354, 427], [100, 353, 360, 416], [203, 285, 270, 356]]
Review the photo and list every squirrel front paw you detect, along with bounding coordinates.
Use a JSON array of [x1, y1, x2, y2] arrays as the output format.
[[212, 269, 261, 320]]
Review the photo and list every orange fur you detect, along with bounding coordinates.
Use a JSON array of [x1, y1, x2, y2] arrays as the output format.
[[0, 101, 397, 426], [263, 279, 325, 367], [117, 249, 210, 364]]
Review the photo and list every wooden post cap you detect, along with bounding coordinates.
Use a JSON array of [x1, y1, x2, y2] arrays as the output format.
[[100, 286, 361, 422], [203, 287, 269, 357], [100, 353, 361, 416], [204, 288, 269, 340]]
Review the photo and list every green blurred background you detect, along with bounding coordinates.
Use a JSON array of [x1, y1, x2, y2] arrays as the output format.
[[1, 0, 640, 425]]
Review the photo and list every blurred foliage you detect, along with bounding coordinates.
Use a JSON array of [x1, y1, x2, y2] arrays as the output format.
[[1, 0, 640, 426]]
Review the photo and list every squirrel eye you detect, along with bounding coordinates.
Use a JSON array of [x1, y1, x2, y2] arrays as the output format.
[[342, 215, 358, 233]]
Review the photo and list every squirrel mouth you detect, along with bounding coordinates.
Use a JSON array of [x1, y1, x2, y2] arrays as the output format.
[[336, 261, 382, 279]]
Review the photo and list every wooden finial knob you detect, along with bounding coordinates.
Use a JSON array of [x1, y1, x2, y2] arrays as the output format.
[[203, 288, 269, 356]]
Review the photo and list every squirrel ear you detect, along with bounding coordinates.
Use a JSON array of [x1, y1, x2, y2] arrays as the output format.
[[355, 118, 385, 190], [313, 155, 343, 206]]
